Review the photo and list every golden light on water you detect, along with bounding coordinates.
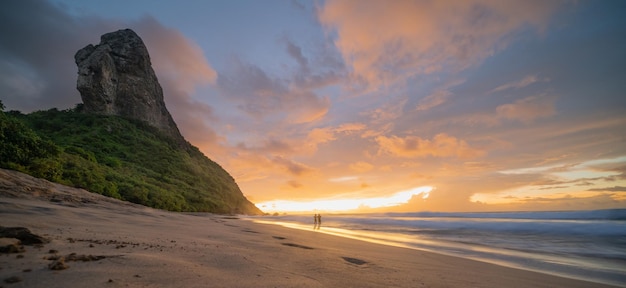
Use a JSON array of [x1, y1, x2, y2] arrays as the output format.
[[256, 186, 433, 213]]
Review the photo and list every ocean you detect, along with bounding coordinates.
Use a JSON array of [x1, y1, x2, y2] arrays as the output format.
[[248, 209, 626, 287]]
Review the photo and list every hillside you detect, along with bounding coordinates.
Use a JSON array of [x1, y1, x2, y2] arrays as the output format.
[[0, 101, 262, 214]]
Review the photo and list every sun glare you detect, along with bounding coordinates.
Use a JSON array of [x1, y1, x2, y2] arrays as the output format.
[[256, 186, 433, 213]]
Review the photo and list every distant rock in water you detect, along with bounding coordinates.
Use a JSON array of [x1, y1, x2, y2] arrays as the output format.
[[75, 29, 183, 143]]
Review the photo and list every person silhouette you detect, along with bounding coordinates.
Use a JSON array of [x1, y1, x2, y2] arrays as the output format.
[[313, 214, 322, 230]]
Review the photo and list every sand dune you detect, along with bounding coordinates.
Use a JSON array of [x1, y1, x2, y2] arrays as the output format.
[[0, 169, 617, 287]]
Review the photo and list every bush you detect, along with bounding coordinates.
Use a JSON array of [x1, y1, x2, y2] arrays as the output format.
[[0, 106, 260, 214]]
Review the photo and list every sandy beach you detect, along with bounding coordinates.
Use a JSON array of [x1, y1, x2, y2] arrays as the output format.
[[0, 169, 619, 288]]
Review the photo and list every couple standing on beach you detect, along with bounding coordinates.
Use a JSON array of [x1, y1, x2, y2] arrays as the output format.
[[314, 213, 322, 225]]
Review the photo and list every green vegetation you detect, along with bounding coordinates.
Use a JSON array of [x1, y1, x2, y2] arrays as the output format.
[[0, 100, 260, 214]]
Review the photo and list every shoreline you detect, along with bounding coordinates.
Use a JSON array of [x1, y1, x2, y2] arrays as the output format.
[[250, 218, 625, 287], [1, 196, 620, 287], [0, 169, 620, 287]]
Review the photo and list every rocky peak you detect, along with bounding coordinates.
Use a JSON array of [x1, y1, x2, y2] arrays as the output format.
[[75, 29, 184, 144]]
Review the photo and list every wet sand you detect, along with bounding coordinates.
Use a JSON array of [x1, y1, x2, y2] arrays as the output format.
[[0, 169, 619, 287]]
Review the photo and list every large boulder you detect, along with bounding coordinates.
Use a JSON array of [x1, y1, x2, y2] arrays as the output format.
[[75, 29, 183, 144]]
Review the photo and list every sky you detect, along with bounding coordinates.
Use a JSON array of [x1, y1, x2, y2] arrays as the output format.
[[1, 0, 625, 213]]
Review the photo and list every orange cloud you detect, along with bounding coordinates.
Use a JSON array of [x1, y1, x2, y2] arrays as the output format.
[[302, 123, 369, 154], [350, 161, 375, 173], [137, 17, 216, 91], [318, 0, 562, 89], [307, 127, 337, 145], [415, 89, 452, 112], [415, 78, 466, 111], [376, 133, 485, 158], [132, 17, 223, 152], [228, 153, 315, 180], [496, 95, 556, 123], [334, 122, 367, 133], [272, 156, 315, 176]]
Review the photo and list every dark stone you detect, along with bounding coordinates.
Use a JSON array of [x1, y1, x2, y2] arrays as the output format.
[[4, 276, 22, 283], [0, 227, 49, 245]]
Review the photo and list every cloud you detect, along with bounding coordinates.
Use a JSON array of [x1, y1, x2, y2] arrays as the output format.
[[376, 133, 485, 158], [227, 121, 370, 183], [135, 17, 217, 90], [217, 59, 330, 124], [415, 78, 465, 111], [496, 94, 556, 123], [362, 95, 408, 127], [236, 138, 295, 155], [286, 180, 303, 189], [279, 37, 347, 91], [305, 123, 366, 149], [234, 126, 339, 158], [307, 127, 336, 145], [350, 161, 374, 173], [131, 17, 222, 150], [415, 89, 452, 112], [0, 1, 222, 150], [334, 122, 366, 133], [588, 186, 626, 192], [474, 193, 626, 211], [490, 74, 549, 93], [0, 0, 100, 111], [318, 0, 563, 89], [329, 176, 358, 182], [286, 39, 309, 71], [272, 156, 315, 176]]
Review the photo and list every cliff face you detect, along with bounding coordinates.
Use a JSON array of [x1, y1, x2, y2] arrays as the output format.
[[72, 29, 262, 215], [75, 29, 183, 144]]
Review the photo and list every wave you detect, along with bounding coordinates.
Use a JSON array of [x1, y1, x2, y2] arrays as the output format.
[[250, 209, 626, 287], [383, 209, 626, 220]]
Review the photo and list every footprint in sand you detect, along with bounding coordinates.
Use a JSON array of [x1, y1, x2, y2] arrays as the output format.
[[281, 243, 314, 250], [341, 256, 368, 266]]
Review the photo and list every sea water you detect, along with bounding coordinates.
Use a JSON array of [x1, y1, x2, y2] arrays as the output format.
[[249, 209, 626, 287]]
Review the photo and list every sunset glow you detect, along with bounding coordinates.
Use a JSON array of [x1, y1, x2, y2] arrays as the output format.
[[256, 186, 433, 213], [3, 1, 625, 213]]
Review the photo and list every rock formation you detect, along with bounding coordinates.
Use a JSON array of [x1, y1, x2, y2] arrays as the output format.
[[75, 29, 183, 143], [72, 29, 262, 215]]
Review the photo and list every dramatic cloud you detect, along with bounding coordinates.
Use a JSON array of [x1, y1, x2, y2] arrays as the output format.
[[0, 0, 99, 111], [318, 0, 563, 89], [284, 38, 346, 90], [0, 1, 221, 150], [217, 60, 330, 124], [133, 17, 221, 150], [376, 133, 485, 158], [135, 18, 216, 90], [3, 0, 625, 212]]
